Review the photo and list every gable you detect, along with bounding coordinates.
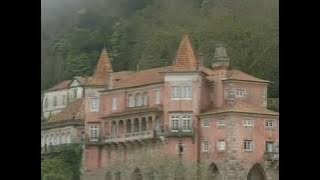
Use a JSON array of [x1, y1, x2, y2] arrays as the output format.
[[69, 80, 80, 88]]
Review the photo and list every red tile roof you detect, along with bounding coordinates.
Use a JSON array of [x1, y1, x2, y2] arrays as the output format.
[[200, 101, 278, 116], [225, 70, 270, 83], [110, 66, 172, 89], [173, 34, 199, 72], [47, 80, 72, 91], [51, 98, 85, 122], [89, 48, 113, 86]]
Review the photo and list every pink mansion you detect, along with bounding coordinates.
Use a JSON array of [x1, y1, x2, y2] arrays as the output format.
[[42, 35, 279, 180]]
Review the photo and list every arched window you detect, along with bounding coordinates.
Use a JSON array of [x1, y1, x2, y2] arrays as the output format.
[[105, 171, 112, 180], [115, 171, 121, 180], [132, 168, 143, 180], [128, 94, 134, 107], [141, 118, 147, 131], [126, 119, 132, 133], [143, 92, 148, 106], [53, 96, 57, 106]]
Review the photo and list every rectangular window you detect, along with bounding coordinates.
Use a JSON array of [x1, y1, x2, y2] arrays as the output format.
[[203, 119, 211, 127], [217, 118, 225, 128], [170, 113, 192, 131], [235, 88, 247, 98], [90, 126, 99, 142], [266, 141, 274, 153], [171, 86, 192, 100], [265, 120, 275, 128], [243, 119, 254, 128], [218, 140, 226, 152], [227, 89, 235, 100], [112, 97, 117, 111], [171, 115, 179, 131], [128, 95, 134, 107], [89, 96, 99, 112], [202, 141, 209, 152], [244, 140, 254, 152], [182, 115, 192, 131], [155, 90, 161, 104]]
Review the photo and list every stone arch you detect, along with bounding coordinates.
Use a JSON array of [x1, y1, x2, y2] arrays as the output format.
[[114, 171, 121, 180], [105, 171, 112, 180], [126, 119, 132, 133], [132, 168, 143, 180], [147, 116, 153, 130], [134, 118, 140, 132], [174, 164, 185, 180], [118, 120, 125, 134], [112, 121, 117, 136], [208, 163, 222, 180], [146, 169, 156, 180], [247, 163, 266, 180], [141, 117, 147, 131]]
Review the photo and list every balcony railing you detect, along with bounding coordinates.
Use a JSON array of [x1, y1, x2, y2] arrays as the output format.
[[264, 151, 279, 161], [104, 130, 154, 143], [165, 128, 195, 137]]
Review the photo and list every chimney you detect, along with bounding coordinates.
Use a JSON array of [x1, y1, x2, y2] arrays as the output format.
[[211, 44, 230, 69], [107, 73, 113, 89], [198, 52, 205, 66]]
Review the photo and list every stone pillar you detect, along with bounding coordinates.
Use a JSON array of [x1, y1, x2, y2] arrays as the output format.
[[224, 115, 245, 180]]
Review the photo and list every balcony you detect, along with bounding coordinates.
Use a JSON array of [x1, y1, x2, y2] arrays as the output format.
[[104, 130, 155, 143], [164, 128, 195, 138], [264, 151, 279, 161]]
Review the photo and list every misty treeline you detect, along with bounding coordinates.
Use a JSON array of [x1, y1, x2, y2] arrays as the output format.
[[41, 0, 278, 97]]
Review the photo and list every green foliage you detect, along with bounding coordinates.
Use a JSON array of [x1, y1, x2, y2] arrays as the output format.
[[41, 144, 83, 180], [42, 0, 279, 97]]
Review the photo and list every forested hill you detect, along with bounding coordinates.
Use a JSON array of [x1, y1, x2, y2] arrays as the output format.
[[41, 0, 278, 97]]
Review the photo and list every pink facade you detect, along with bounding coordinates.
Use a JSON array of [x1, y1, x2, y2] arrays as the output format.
[[83, 35, 279, 180]]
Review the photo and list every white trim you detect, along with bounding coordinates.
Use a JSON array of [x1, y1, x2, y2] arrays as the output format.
[[243, 119, 254, 128]]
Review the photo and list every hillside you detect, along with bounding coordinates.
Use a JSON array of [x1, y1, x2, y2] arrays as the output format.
[[41, 0, 278, 97]]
